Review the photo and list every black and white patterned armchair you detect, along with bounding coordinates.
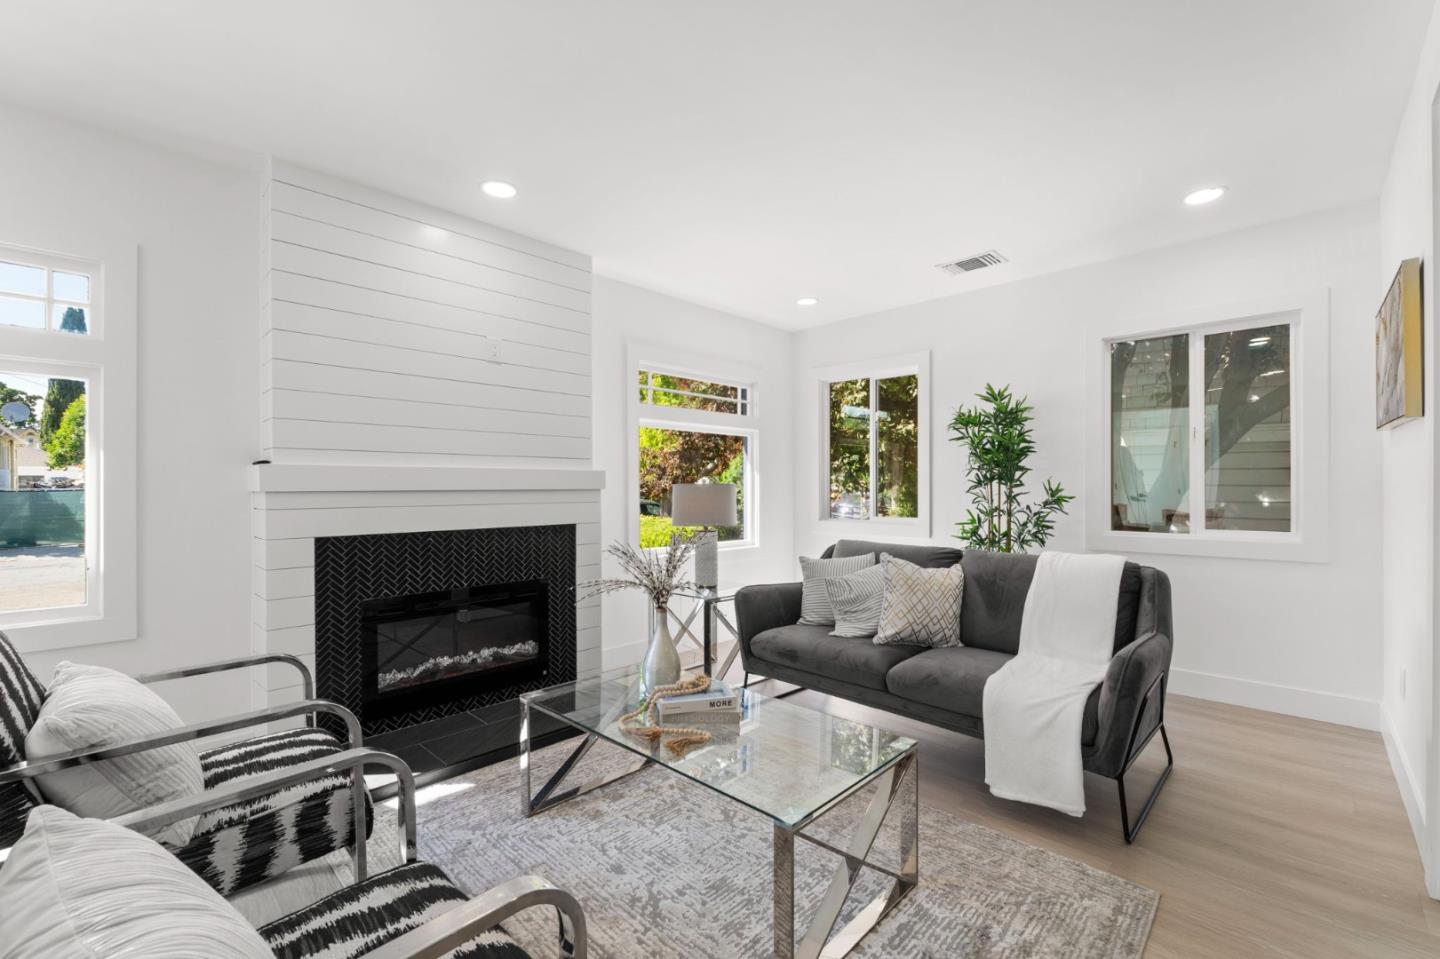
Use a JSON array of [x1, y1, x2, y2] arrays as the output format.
[[113, 746, 587, 959], [0, 630, 373, 895]]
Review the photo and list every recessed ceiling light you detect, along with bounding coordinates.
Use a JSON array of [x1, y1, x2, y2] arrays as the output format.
[[796, 297, 818, 307], [1183, 186, 1226, 206], [481, 180, 517, 199]]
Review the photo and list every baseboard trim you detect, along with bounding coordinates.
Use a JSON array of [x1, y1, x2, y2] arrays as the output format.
[[1169, 667, 1379, 730], [1380, 703, 1429, 870]]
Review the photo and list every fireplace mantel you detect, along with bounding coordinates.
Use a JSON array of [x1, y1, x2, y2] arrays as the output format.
[[249, 463, 606, 494]]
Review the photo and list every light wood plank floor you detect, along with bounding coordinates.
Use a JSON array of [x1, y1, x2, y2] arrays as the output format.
[[783, 684, 1440, 958]]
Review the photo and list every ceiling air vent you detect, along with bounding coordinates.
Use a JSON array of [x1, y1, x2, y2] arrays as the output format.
[[936, 250, 1008, 275]]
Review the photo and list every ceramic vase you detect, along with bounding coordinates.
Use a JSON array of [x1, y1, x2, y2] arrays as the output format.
[[642, 605, 682, 696]]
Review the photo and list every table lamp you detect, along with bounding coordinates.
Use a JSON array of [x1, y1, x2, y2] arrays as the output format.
[[671, 482, 737, 588]]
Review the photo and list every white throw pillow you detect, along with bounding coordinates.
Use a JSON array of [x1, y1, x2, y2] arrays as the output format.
[[25, 661, 203, 847], [874, 556, 965, 648], [798, 552, 877, 625], [0, 805, 273, 959], [824, 563, 889, 639]]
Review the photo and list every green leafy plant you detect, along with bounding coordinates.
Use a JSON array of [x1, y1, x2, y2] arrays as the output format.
[[40, 377, 84, 448], [949, 384, 1073, 552], [45, 394, 85, 469]]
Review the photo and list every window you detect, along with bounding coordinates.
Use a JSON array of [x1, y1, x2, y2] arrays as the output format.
[[0, 241, 134, 649], [0, 369, 88, 612], [824, 370, 922, 523], [638, 427, 748, 546], [0, 257, 91, 336], [1110, 319, 1292, 536], [631, 361, 756, 549], [638, 369, 749, 415]]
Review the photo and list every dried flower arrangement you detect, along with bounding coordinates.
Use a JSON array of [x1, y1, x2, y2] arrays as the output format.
[[577, 537, 697, 610]]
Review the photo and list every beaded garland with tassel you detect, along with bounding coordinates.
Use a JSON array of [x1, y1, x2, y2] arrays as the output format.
[[618, 674, 719, 758]]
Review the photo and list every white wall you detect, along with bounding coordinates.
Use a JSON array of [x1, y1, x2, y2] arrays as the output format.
[[793, 203, 1383, 728], [260, 163, 593, 467], [591, 277, 795, 667], [0, 104, 258, 721], [1378, 0, 1440, 898]]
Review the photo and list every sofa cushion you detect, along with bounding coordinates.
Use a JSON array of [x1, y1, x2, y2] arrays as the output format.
[[886, 646, 1012, 715], [826, 539, 963, 569], [885, 646, 1102, 745], [959, 551, 1144, 655], [750, 624, 921, 690]]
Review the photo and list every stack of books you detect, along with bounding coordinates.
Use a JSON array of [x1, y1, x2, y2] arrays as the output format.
[[657, 680, 741, 724]]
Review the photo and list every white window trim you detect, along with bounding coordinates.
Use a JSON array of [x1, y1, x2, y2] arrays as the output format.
[[814, 350, 931, 537], [0, 240, 137, 651], [1086, 289, 1330, 563], [626, 345, 760, 552]]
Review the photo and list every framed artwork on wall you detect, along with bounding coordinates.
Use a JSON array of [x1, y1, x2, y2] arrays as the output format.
[[1376, 257, 1423, 429]]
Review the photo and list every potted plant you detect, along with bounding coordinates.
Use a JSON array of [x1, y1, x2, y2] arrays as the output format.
[[579, 537, 697, 693], [949, 384, 1074, 552]]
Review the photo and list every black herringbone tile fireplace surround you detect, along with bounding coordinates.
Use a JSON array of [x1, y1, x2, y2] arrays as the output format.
[[313, 525, 577, 737]]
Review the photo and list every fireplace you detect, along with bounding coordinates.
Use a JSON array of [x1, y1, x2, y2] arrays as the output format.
[[361, 581, 550, 720], [313, 524, 577, 735]]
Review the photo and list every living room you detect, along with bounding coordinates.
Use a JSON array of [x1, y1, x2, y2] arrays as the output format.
[[0, 2, 1438, 956]]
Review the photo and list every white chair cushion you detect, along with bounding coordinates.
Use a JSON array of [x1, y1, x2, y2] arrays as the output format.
[[0, 805, 273, 959], [24, 661, 203, 846]]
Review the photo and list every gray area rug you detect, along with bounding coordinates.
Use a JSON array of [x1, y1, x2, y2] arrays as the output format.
[[383, 741, 1158, 958]]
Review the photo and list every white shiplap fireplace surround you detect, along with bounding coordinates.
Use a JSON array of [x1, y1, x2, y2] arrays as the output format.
[[250, 162, 603, 719]]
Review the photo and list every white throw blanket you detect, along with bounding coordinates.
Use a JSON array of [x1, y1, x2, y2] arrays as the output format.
[[983, 551, 1125, 816]]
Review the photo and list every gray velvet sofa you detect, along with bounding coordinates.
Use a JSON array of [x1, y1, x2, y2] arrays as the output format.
[[734, 540, 1174, 842]]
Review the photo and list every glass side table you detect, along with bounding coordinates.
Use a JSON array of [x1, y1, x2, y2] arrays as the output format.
[[658, 586, 741, 678]]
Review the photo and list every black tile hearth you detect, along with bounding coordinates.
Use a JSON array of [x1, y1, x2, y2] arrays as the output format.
[[368, 698, 578, 785]]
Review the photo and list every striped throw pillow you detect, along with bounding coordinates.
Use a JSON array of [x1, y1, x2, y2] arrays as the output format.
[[824, 563, 888, 638], [798, 553, 877, 625]]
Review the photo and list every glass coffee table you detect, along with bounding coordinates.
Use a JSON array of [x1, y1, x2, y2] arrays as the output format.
[[519, 667, 919, 958]]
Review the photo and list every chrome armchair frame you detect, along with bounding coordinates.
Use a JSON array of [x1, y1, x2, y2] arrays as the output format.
[[364, 874, 587, 959], [114, 748, 587, 959], [137, 652, 316, 707], [1, 652, 373, 880]]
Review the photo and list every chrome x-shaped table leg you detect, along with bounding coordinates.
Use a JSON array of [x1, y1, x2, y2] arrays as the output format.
[[774, 751, 919, 958], [519, 697, 651, 817]]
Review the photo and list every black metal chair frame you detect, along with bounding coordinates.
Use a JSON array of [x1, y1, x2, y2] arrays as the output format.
[[1113, 670, 1173, 844]]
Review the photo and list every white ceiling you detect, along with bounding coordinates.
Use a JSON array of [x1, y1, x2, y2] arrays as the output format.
[[1, 1, 1432, 328]]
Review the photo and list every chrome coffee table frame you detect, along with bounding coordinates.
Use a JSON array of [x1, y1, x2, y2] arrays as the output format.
[[519, 694, 919, 959]]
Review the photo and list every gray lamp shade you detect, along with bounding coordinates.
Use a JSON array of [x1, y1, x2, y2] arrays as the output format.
[[670, 483, 737, 527]]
